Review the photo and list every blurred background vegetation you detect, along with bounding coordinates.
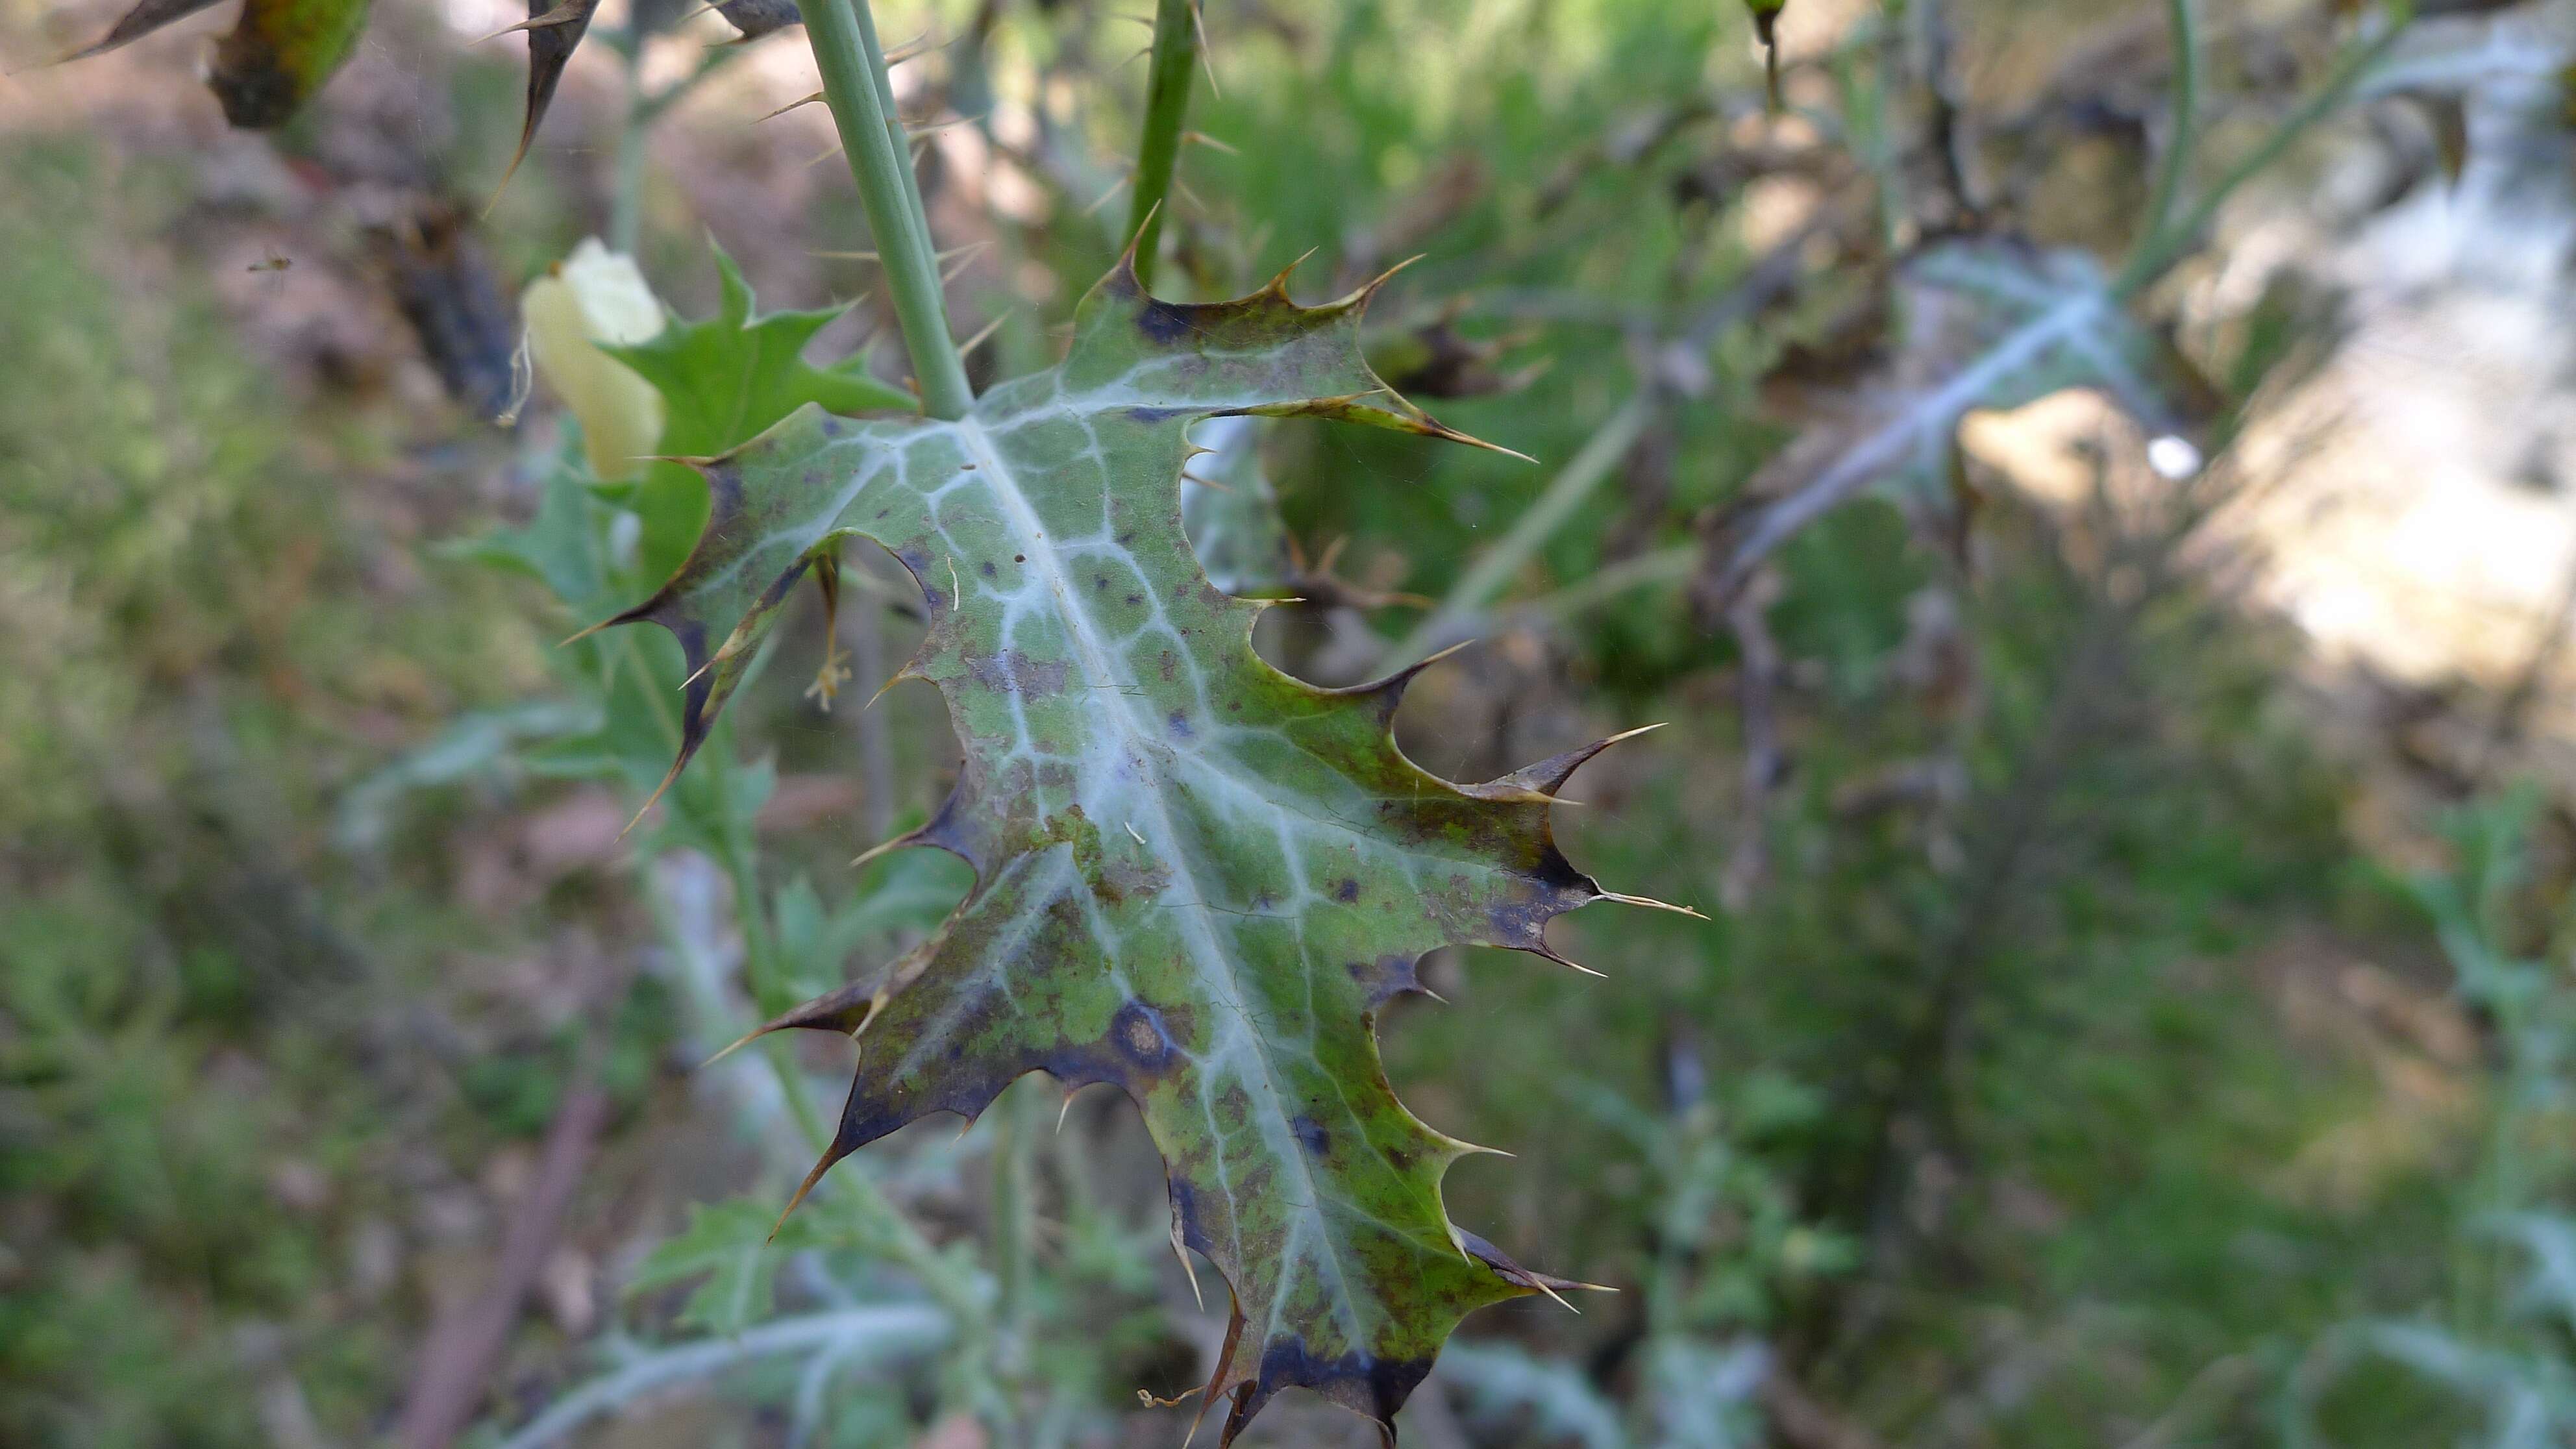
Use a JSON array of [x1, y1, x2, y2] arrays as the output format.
[[5, 0, 2576, 1444]]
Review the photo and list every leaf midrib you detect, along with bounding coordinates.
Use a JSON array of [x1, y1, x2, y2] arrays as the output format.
[[950, 409, 1377, 1349]]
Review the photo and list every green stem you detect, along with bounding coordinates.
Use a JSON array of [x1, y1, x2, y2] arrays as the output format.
[[2121, 0, 2199, 292], [845, 0, 941, 277], [1381, 395, 1653, 670], [608, 634, 991, 1367], [801, 0, 975, 419], [990, 1079, 1041, 1337], [1123, 0, 1200, 290], [608, 33, 648, 254], [2114, 6, 2407, 297]]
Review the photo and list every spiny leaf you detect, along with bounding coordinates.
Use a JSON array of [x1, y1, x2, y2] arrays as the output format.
[[60, 0, 227, 62], [491, 250, 902, 831], [599, 240, 915, 584], [629, 1198, 830, 1337], [593, 257, 1648, 1441], [60, 0, 369, 127], [1703, 237, 2220, 608], [207, 0, 371, 127], [1744, 0, 1787, 110], [711, 0, 800, 41], [497, 0, 602, 195]]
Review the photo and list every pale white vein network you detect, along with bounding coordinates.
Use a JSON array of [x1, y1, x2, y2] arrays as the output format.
[[743, 354, 1515, 1357]]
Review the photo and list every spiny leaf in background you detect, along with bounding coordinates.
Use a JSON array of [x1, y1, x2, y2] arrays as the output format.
[[207, 0, 370, 127], [596, 254, 1689, 1443], [60, 0, 369, 127], [630, 1198, 836, 1337], [55, 0, 782, 149], [708, 0, 802, 43], [495, 0, 602, 193], [1700, 237, 2220, 610]]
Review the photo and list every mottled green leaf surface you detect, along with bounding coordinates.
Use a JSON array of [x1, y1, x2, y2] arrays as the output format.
[[600, 262, 1649, 1441]]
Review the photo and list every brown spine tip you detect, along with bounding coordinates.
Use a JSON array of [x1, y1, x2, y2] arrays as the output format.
[[1427, 423, 1539, 465], [1262, 246, 1320, 299], [1596, 890, 1708, 921], [1530, 943, 1606, 978], [617, 756, 686, 840], [769, 1137, 857, 1240], [752, 980, 880, 1039], [1338, 638, 1472, 724], [1184, 1293, 1248, 1449], [1115, 199, 1165, 286], [1339, 253, 1426, 314], [850, 828, 925, 871], [1491, 721, 1666, 797]]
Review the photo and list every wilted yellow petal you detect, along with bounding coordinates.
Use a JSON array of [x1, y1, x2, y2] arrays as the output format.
[[523, 239, 667, 482]]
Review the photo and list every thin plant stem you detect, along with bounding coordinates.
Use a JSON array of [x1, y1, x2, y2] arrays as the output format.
[[491, 1305, 952, 1449], [608, 32, 649, 254], [604, 612, 988, 1358], [990, 1077, 1042, 1344], [1124, 0, 1200, 290], [1381, 395, 1653, 670], [800, 0, 975, 418], [2115, 5, 2410, 296], [2120, 0, 2199, 292]]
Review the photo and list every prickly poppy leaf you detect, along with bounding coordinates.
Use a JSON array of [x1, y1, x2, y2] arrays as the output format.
[[1744, 0, 1787, 107], [497, 0, 602, 191], [1705, 238, 2220, 607], [59, 0, 367, 126], [481, 254, 900, 832], [599, 242, 913, 584], [596, 258, 1664, 1442], [60, 0, 227, 62], [713, 0, 800, 42], [206, 0, 369, 126]]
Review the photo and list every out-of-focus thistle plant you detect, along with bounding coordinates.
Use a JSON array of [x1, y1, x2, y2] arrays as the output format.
[[2287, 792, 2576, 1448]]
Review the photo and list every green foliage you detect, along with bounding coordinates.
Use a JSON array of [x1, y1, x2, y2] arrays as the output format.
[[630, 1198, 836, 1336], [0, 138, 478, 1449], [602, 244, 913, 580], [10, 0, 2533, 1445], [2294, 795, 2576, 1449]]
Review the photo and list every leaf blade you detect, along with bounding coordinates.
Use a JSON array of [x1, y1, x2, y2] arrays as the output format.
[[606, 258, 1631, 1439]]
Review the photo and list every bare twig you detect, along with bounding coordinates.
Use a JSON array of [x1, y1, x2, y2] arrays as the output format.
[[396, 952, 623, 1449]]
